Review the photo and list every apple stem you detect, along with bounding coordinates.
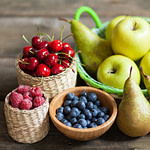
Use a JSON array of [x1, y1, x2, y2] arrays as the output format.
[[133, 22, 137, 31]]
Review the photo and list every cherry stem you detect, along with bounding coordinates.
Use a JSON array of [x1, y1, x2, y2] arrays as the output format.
[[37, 32, 52, 41], [51, 34, 54, 41], [58, 17, 71, 23], [60, 26, 65, 42], [32, 76, 44, 87], [62, 33, 73, 42], [17, 59, 30, 65], [22, 35, 31, 45]]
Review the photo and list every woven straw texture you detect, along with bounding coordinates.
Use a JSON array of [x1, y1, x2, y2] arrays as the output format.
[[15, 55, 77, 100], [4, 91, 50, 143]]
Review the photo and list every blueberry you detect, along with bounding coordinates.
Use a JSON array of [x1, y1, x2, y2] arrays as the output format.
[[70, 99, 78, 107], [77, 113, 86, 119], [56, 113, 64, 121], [83, 126, 88, 129], [79, 96, 87, 104], [66, 114, 72, 121], [70, 117, 78, 124], [97, 118, 105, 125], [84, 109, 92, 120], [87, 93, 97, 102], [101, 107, 109, 114], [64, 100, 72, 107], [83, 109, 90, 114], [97, 111, 105, 118], [87, 102, 94, 110], [88, 122, 97, 128], [93, 104, 98, 109], [70, 107, 80, 118], [80, 91, 88, 97], [64, 106, 71, 114], [64, 121, 72, 127], [91, 109, 98, 117], [94, 100, 101, 107], [61, 118, 68, 124], [103, 114, 110, 121], [91, 117, 97, 122], [86, 120, 91, 126], [73, 96, 79, 101], [73, 123, 82, 129], [77, 101, 86, 110], [67, 92, 75, 100], [56, 107, 64, 114], [78, 119, 87, 127]]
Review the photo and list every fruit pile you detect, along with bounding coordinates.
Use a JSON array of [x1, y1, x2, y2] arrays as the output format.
[[9, 85, 46, 110], [56, 91, 110, 128], [19, 31, 75, 77]]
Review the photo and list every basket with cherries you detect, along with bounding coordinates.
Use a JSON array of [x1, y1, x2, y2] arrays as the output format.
[[18, 28, 75, 77]]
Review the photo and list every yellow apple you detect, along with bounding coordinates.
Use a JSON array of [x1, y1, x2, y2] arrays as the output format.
[[140, 51, 150, 76], [111, 16, 150, 61], [105, 15, 126, 42], [97, 55, 141, 89]]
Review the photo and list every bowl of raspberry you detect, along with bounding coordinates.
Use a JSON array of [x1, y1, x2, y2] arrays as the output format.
[[49, 86, 117, 141], [4, 85, 50, 143]]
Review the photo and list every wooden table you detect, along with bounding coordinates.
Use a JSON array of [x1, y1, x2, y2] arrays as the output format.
[[1, 0, 150, 149]]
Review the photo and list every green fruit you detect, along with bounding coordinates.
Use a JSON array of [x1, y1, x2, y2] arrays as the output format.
[[117, 68, 150, 137], [70, 19, 113, 76]]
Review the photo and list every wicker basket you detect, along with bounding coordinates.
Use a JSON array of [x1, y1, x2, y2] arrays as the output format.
[[15, 55, 77, 100], [4, 90, 50, 143], [74, 6, 150, 98]]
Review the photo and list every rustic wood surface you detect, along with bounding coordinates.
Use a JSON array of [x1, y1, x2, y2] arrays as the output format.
[[1, 0, 150, 149]]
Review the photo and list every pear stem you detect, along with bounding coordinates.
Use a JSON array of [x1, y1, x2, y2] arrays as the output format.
[[140, 67, 147, 78], [129, 66, 132, 78], [58, 17, 71, 23]]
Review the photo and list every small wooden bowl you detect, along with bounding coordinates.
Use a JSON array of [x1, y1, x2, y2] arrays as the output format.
[[49, 86, 117, 141]]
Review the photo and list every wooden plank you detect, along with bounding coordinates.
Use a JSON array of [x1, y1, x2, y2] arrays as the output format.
[[0, 0, 150, 17], [1, 101, 150, 150]]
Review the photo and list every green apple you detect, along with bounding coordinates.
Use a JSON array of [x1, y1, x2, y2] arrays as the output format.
[[97, 55, 141, 89], [111, 16, 150, 61], [105, 15, 126, 42], [140, 51, 150, 76]]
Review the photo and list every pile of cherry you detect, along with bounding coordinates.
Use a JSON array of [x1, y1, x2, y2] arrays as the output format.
[[19, 33, 75, 77]]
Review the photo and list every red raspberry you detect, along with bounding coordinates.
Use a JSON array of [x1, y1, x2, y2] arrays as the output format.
[[20, 98, 32, 110], [23, 92, 33, 101], [30, 86, 43, 97], [33, 96, 45, 108], [17, 85, 31, 94], [9, 91, 23, 108]]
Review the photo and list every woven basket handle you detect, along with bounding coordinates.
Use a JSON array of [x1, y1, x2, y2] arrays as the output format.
[[74, 6, 102, 28]]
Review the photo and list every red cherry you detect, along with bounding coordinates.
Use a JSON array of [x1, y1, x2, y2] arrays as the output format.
[[32, 36, 41, 49], [44, 53, 58, 66], [51, 64, 65, 75], [19, 58, 29, 70], [28, 71, 37, 77], [61, 59, 71, 68], [51, 39, 63, 52], [23, 46, 33, 58], [62, 47, 75, 59], [35, 48, 49, 60], [36, 64, 51, 77], [26, 57, 39, 71], [62, 42, 71, 50], [36, 41, 49, 50]]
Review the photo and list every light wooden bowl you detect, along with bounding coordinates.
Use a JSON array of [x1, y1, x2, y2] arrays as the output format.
[[49, 86, 117, 141]]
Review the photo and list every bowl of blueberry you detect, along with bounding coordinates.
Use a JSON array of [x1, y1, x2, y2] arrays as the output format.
[[49, 86, 117, 141]]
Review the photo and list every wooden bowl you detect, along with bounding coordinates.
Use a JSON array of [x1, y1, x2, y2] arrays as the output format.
[[49, 86, 117, 141]]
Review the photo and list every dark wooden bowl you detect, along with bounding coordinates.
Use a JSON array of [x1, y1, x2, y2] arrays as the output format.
[[49, 86, 117, 141]]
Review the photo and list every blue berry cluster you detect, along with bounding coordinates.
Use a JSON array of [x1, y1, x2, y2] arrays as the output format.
[[56, 91, 110, 129]]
